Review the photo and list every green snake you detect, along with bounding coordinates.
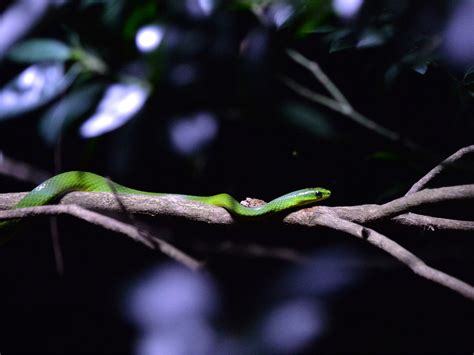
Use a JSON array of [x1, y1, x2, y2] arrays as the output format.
[[1, 171, 330, 234]]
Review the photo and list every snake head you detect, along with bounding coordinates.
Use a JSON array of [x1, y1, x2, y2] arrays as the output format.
[[312, 188, 331, 201], [293, 187, 331, 207], [274, 187, 331, 210]]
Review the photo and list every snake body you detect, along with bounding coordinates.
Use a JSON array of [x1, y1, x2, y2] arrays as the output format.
[[2, 171, 330, 233]]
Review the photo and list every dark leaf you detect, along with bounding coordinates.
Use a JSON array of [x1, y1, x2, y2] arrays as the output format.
[[282, 102, 339, 141], [39, 83, 104, 145], [463, 65, 474, 85], [7, 39, 72, 63], [368, 151, 402, 161]]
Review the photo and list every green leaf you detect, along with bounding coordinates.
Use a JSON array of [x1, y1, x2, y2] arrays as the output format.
[[282, 102, 339, 141], [368, 151, 402, 161], [384, 64, 400, 85], [463, 65, 474, 85], [357, 26, 394, 49], [123, 2, 159, 39], [309, 25, 337, 34], [294, 0, 332, 37], [327, 29, 356, 53], [103, 0, 125, 28], [7, 39, 72, 63], [81, 0, 107, 9], [39, 83, 104, 145]]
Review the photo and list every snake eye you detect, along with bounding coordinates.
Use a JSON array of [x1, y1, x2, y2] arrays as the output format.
[[315, 191, 323, 198]]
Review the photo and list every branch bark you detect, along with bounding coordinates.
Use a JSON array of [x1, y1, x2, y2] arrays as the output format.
[[0, 204, 202, 271], [300, 212, 474, 300], [0, 150, 51, 184], [2, 184, 473, 224], [285, 49, 420, 150], [405, 145, 474, 195], [1, 183, 473, 299], [1, 142, 473, 299]]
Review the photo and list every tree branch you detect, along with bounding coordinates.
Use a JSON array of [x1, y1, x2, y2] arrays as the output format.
[[405, 145, 474, 195], [287, 49, 351, 107], [1, 183, 473, 299], [0, 150, 51, 184], [3, 184, 472, 226], [391, 213, 474, 232], [353, 184, 473, 223], [296, 211, 474, 300], [193, 240, 309, 264], [285, 49, 420, 150], [0, 204, 202, 271]]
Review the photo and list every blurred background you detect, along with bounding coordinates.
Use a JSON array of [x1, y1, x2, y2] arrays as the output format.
[[0, 0, 473, 353]]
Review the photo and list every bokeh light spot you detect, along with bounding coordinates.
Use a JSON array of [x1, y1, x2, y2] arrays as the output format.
[[332, 0, 363, 19], [169, 112, 218, 155], [443, 0, 474, 66], [80, 83, 148, 138], [260, 299, 326, 353], [136, 25, 164, 53]]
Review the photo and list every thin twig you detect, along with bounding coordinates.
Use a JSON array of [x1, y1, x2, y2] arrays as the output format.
[[0, 204, 202, 271], [287, 49, 351, 107], [392, 213, 474, 232], [282, 76, 405, 143], [50, 125, 64, 274], [2, 203, 472, 299], [105, 176, 157, 249], [103, 177, 200, 270], [306, 206, 474, 232], [194, 241, 309, 264], [49, 217, 64, 275], [367, 184, 474, 222], [405, 145, 474, 195], [0, 182, 472, 298], [282, 77, 346, 112], [0, 151, 51, 184], [285, 49, 420, 150], [305, 212, 474, 300]]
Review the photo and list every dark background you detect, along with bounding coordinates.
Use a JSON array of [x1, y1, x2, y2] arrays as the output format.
[[0, 1, 473, 353]]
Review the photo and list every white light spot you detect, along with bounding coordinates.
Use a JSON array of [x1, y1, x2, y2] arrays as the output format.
[[198, 0, 213, 15], [443, 0, 474, 66], [0, 63, 67, 117], [186, 0, 214, 17], [135, 319, 216, 355], [80, 83, 149, 138], [260, 299, 326, 353], [17, 66, 40, 88], [33, 182, 48, 192], [125, 264, 218, 355], [136, 25, 164, 53], [125, 265, 217, 329], [0, 90, 18, 108], [269, 3, 294, 28], [116, 90, 145, 114], [169, 112, 218, 155], [279, 246, 361, 297], [332, 0, 363, 19]]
